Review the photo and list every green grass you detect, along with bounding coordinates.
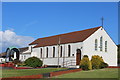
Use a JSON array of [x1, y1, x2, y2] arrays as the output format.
[[52, 68, 119, 78], [0, 68, 67, 78], [1, 68, 119, 79]]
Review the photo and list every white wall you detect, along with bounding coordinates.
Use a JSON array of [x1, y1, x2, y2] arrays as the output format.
[[20, 54, 31, 61], [19, 44, 36, 61], [83, 27, 117, 66], [0, 58, 5, 63], [28, 44, 37, 53], [31, 42, 83, 66]]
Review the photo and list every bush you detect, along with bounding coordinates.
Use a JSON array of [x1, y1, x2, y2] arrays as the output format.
[[24, 57, 43, 68], [83, 55, 88, 58], [99, 62, 108, 69], [89, 61, 92, 70], [91, 55, 104, 69], [80, 55, 92, 70]]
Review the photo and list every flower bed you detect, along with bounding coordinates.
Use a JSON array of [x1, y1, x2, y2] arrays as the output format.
[[108, 66, 120, 68]]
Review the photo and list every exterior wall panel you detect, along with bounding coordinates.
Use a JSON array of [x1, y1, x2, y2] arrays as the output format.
[[31, 42, 83, 66], [83, 27, 117, 66]]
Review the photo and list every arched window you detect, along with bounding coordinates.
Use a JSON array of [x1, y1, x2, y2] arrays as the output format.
[[105, 41, 107, 52], [95, 39, 98, 51], [53, 47, 55, 58], [60, 46, 62, 57], [46, 47, 48, 58], [21, 55, 23, 60], [68, 45, 71, 57], [100, 36, 103, 51], [24, 55, 26, 59], [41, 48, 42, 58], [31, 46, 32, 52]]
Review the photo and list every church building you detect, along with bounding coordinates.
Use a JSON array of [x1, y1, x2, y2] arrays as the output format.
[[20, 26, 117, 68]]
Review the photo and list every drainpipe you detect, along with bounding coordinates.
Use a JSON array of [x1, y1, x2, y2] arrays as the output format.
[[58, 44, 60, 68], [43, 46, 45, 66], [57, 36, 60, 68]]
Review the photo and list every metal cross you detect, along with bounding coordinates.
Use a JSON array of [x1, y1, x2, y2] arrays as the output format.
[[101, 17, 104, 27]]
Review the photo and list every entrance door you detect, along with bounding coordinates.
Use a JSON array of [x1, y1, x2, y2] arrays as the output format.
[[76, 49, 81, 65]]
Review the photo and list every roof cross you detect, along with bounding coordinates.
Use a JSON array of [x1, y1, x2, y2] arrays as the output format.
[[101, 17, 104, 27]]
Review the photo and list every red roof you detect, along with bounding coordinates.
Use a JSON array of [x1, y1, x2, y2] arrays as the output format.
[[29, 26, 101, 48]]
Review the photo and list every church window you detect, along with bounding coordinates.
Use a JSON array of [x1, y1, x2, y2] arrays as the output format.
[[68, 45, 71, 57], [105, 41, 107, 52], [31, 46, 32, 52], [41, 48, 42, 58], [60, 46, 62, 57], [53, 47, 55, 58], [24, 55, 26, 59], [100, 36, 103, 51], [46, 47, 48, 58], [95, 39, 98, 51]]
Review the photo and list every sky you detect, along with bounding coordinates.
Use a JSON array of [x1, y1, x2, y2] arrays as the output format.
[[1, 2, 118, 52]]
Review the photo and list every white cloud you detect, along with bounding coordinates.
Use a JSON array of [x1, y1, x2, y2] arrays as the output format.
[[0, 30, 34, 53]]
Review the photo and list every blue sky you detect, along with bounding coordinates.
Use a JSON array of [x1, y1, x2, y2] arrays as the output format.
[[1, 2, 118, 52]]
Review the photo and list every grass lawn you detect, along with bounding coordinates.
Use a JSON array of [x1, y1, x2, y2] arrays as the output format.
[[0, 68, 67, 78], [52, 68, 119, 78]]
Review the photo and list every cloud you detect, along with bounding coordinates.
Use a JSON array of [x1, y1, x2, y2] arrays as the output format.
[[0, 30, 34, 53]]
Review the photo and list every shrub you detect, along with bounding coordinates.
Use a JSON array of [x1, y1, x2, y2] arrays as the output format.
[[80, 55, 92, 70], [24, 57, 43, 68], [91, 55, 104, 69], [88, 61, 92, 70], [83, 55, 88, 58], [99, 62, 108, 69]]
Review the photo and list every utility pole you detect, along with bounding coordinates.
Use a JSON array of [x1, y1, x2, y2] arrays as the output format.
[[63, 44, 65, 67], [57, 36, 60, 68]]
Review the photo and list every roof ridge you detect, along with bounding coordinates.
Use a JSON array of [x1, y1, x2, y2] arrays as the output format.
[[29, 26, 101, 46], [35, 26, 101, 39]]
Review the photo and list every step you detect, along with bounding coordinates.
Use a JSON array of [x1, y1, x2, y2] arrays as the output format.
[[65, 65, 80, 68]]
